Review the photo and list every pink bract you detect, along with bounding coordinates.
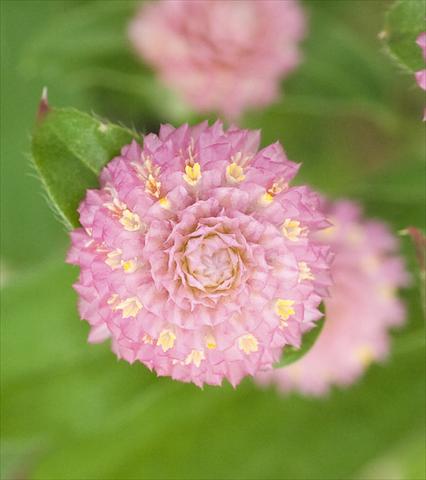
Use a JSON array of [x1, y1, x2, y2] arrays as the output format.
[[128, 0, 306, 119], [67, 121, 332, 387], [257, 200, 408, 396]]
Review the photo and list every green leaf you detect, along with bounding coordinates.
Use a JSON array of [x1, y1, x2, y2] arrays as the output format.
[[31, 105, 139, 229], [274, 313, 325, 368], [382, 0, 425, 73]]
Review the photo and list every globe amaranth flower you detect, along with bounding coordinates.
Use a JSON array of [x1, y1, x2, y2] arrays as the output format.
[[415, 32, 426, 120], [128, 0, 306, 119], [67, 121, 332, 387], [257, 200, 408, 396]]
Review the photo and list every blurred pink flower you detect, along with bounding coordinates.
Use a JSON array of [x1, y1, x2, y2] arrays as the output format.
[[67, 121, 332, 387], [416, 32, 426, 61], [415, 32, 426, 120], [257, 200, 408, 396], [128, 0, 306, 119], [415, 70, 426, 90]]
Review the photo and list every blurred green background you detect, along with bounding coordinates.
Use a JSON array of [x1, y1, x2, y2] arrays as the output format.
[[1, 1, 425, 479]]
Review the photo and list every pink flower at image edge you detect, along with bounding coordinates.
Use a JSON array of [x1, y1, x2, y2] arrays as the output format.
[[415, 32, 426, 120]]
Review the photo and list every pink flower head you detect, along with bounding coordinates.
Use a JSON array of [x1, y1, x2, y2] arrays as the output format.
[[128, 0, 306, 119], [67, 121, 332, 387], [257, 200, 408, 396]]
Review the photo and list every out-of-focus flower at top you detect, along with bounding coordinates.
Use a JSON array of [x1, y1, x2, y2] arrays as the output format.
[[257, 200, 409, 396], [415, 32, 426, 120], [128, 0, 306, 120], [67, 121, 332, 387]]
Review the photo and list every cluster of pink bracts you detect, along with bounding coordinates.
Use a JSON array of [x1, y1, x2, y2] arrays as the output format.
[[68, 123, 333, 388], [67, 1, 413, 394]]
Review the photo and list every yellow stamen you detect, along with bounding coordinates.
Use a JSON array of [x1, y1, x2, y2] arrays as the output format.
[[275, 299, 295, 321], [238, 334, 259, 354], [107, 293, 119, 308], [260, 192, 274, 205], [145, 174, 162, 199], [298, 262, 315, 282], [158, 197, 171, 209], [121, 258, 138, 274], [230, 151, 252, 168], [226, 162, 245, 183], [105, 249, 122, 270], [282, 219, 306, 241], [104, 197, 127, 217], [205, 333, 217, 350], [157, 329, 176, 352], [185, 350, 205, 367], [104, 191, 143, 232], [115, 296, 142, 318], [183, 162, 202, 185], [270, 182, 285, 195], [259, 179, 286, 205], [119, 209, 142, 232], [132, 155, 163, 199]]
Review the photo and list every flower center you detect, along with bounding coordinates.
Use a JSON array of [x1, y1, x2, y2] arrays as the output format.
[[184, 234, 239, 292]]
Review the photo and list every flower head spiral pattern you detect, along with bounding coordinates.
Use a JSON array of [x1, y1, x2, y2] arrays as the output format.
[[67, 122, 332, 387], [257, 200, 408, 395], [128, 0, 306, 119]]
